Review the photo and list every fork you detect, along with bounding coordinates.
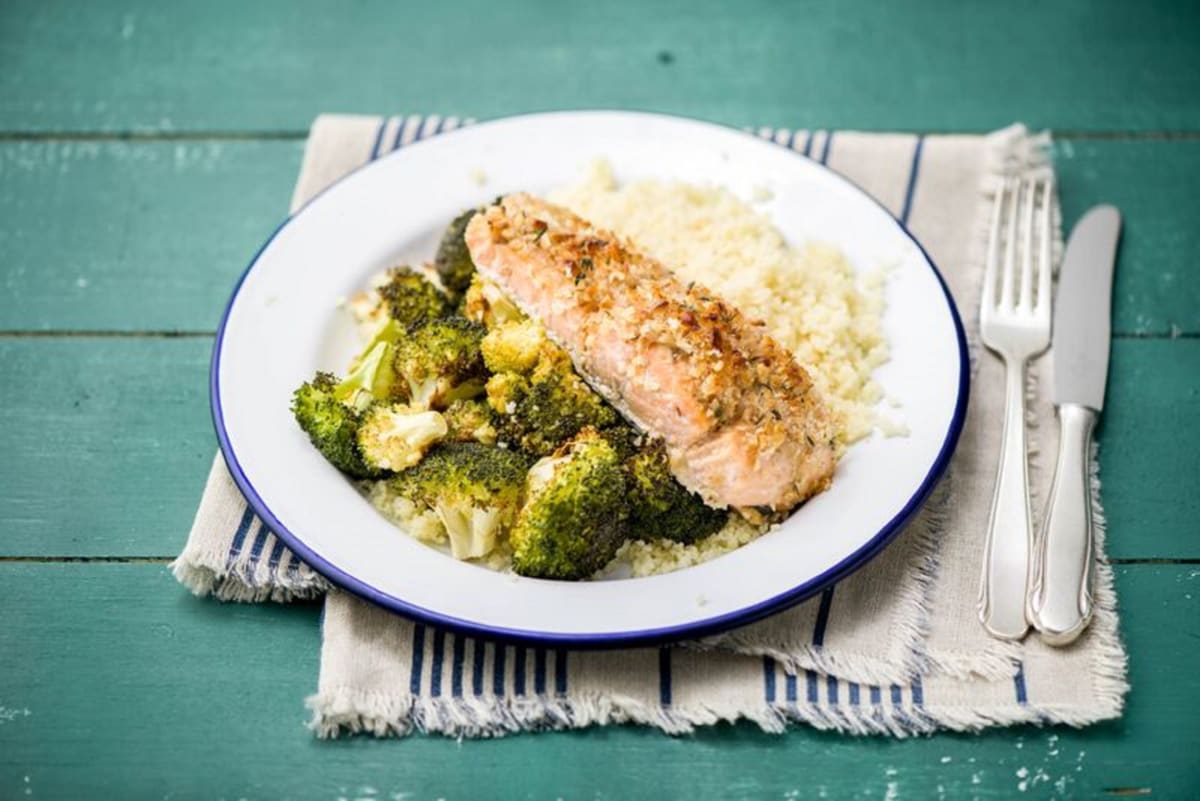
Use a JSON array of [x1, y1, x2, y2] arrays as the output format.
[[977, 175, 1054, 640]]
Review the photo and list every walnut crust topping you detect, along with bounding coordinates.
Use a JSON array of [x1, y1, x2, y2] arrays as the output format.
[[469, 193, 838, 512]]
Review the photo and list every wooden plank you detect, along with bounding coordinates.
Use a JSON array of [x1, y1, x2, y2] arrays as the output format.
[[2, 138, 1197, 335], [0, 139, 302, 332], [0, 562, 1195, 799], [1097, 337, 1200, 558], [1056, 140, 1200, 337], [1, 0, 1199, 134], [1, 337, 1196, 559], [0, 338, 215, 556]]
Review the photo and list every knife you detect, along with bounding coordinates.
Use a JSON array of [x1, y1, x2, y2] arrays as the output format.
[[1028, 205, 1121, 645]]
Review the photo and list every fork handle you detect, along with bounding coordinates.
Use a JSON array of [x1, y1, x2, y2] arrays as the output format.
[[1028, 404, 1097, 645], [978, 357, 1033, 640]]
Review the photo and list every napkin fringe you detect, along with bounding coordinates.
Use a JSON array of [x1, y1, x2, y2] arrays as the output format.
[[1080, 440, 1130, 720], [170, 556, 327, 603], [172, 454, 331, 603], [306, 686, 945, 740], [308, 681, 1126, 739]]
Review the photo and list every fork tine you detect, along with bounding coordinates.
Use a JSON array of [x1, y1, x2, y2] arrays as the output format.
[[982, 178, 1008, 311], [1000, 177, 1020, 309], [1018, 179, 1036, 312], [1036, 177, 1054, 320]]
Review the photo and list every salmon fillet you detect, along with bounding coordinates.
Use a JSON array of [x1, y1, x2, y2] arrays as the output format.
[[465, 193, 837, 515]]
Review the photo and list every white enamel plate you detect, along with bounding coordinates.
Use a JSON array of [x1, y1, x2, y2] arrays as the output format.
[[214, 111, 967, 646]]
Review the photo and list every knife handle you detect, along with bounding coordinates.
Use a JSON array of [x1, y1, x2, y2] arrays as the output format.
[[978, 358, 1034, 640], [1029, 403, 1097, 645]]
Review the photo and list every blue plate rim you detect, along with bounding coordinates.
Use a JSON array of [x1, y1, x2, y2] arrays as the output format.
[[210, 109, 970, 649]]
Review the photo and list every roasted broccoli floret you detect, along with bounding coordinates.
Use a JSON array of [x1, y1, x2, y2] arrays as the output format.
[[356, 402, 448, 472], [598, 420, 645, 462], [339, 340, 401, 409], [350, 273, 451, 376], [433, 211, 478, 299], [462, 275, 525, 329], [510, 429, 629, 580], [377, 266, 452, 328], [293, 323, 457, 475], [625, 440, 728, 543], [392, 316, 488, 410], [442, 398, 498, 445], [481, 318, 548, 375], [391, 443, 532, 560], [291, 372, 378, 478], [486, 340, 620, 456]]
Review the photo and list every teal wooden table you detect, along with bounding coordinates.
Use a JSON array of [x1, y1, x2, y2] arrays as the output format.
[[2, 2, 1198, 798]]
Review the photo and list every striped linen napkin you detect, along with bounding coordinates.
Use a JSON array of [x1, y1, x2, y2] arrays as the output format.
[[173, 114, 1128, 737]]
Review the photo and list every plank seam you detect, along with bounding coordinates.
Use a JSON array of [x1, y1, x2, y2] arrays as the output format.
[[0, 556, 174, 563], [0, 330, 215, 338]]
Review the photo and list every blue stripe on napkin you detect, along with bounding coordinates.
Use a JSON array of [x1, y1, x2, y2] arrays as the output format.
[[658, 649, 672, 706]]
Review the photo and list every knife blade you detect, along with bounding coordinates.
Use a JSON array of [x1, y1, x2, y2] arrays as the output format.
[[1051, 205, 1122, 410], [1029, 204, 1121, 645]]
